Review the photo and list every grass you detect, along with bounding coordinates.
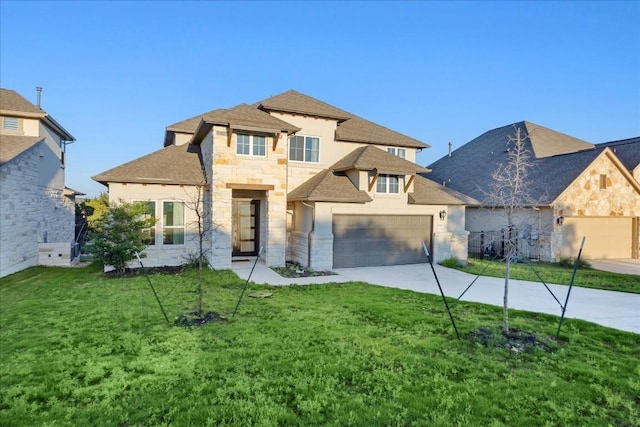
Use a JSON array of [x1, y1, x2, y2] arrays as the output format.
[[442, 256, 640, 294], [1, 263, 639, 426]]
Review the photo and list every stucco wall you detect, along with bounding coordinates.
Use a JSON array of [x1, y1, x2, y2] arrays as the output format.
[[0, 144, 75, 277]]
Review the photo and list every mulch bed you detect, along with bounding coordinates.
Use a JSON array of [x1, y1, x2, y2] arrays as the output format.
[[104, 265, 184, 278], [174, 311, 226, 327], [467, 326, 557, 353]]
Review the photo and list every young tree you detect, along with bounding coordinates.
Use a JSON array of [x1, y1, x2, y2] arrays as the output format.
[[483, 126, 536, 334], [183, 185, 215, 315], [85, 201, 156, 274]]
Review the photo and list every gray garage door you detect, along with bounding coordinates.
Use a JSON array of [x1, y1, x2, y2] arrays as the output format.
[[333, 215, 432, 268]]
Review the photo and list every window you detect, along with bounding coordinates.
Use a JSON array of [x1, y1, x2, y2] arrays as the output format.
[[387, 147, 406, 159], [237, 134, 266, 156], [599, 174, 607, 190], [3, 117, 18, 130], [163, 201, 185, 244], [289, 135, 319, 162], [376, 174, 399, 194], [139, 201, 156, 245]]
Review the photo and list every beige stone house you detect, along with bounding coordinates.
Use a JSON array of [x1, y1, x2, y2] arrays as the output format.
[[93, 90, 473, 270], [427, 122, 640, 260], [0, 88, 77, 277]]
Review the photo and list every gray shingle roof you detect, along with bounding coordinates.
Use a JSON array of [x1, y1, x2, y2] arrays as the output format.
[[596, 137, 640, 173], [258, 89, 352, 121], [259, 90, 429, 149], [167, 90, 428, 149], [426, 121, 603, 205], [0, 135, 43, 166], [287, 169, 372, 203], [0, 89, 44, 115], [332, 145, 430, 174], [92, 143, 206, 186], [409, 176, 479, 205], [288, 146, 443, 203]]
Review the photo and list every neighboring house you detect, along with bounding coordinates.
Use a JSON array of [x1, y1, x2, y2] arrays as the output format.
[[427, 121, 640, 261], [93, 90, 473, 270], [0, 88, 77, 277]]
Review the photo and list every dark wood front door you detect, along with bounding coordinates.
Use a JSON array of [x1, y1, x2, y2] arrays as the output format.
[[232, 200, 259, 256]]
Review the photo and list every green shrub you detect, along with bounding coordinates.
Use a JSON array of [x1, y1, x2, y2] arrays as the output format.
[[557, 257, 591, 269]]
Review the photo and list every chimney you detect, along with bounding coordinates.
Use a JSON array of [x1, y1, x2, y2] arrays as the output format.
[[36, 87, 42, 109], [448, 141, 452, 158]]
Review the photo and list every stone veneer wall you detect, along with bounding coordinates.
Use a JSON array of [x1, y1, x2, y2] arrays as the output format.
[[555, 152, 640, 217], [0, 144, 75, 277], [208, 128, 289, 268]]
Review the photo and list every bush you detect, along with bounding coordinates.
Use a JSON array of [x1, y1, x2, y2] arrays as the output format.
[[85, 201, 156, 273], [440, 257, 467, 268], [557, 257, 591, 269]]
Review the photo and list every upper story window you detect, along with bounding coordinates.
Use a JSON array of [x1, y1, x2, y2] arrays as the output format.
[[387, 147, 406, 159], [237, 134, 266, 157], [3, 117, 19, 131], [289, 135, 319, 163], [376, 174, 399, 194]]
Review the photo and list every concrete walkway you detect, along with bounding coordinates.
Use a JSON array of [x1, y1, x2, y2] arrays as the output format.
[[588, 259, 640, 275], [231, 261, 640, 334]]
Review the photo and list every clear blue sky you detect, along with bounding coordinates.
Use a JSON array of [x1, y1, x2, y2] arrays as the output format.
[[2, 1, 639, 198]]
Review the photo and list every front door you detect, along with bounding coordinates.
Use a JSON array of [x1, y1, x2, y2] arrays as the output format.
[[232, 200, 259, 256]]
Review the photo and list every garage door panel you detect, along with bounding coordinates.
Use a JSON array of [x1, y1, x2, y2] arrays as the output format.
[[561, 217, 631, 259], [333, 215, 432, 268]]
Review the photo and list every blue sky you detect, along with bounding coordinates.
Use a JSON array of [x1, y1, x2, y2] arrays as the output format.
[[1, 1, 639, 198]]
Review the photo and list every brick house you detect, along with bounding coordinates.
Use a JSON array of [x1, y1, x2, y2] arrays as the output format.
[[427, 122, 640, 260], [0, 88, 77, 277], [93, 90, 473, 270]]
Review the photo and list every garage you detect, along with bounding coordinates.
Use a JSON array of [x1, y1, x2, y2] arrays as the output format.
[[333, 215, 432, 268], [561, 217, 633, 259]]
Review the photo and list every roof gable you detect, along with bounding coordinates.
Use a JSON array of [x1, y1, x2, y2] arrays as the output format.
[[92, 143, 206, 186], [596, 137, 640, 173]]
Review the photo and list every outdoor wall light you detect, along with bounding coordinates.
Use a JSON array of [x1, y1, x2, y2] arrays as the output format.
[[556, 216, 564, 226], [439, 210, 446, 221]]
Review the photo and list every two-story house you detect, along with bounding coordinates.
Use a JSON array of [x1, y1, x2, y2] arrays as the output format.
[[0, 88, 77, 277], [93, 90, 474, 270]]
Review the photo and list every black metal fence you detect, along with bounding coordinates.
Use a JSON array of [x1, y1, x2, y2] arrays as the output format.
[[468, 228, 543, 260]]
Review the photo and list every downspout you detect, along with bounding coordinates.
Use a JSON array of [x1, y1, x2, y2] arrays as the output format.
[[301, 201, 315, 268]]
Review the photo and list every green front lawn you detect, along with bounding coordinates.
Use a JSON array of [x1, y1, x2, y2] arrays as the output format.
[[1, 264, 638, 426], [442, 257, 640, 294]]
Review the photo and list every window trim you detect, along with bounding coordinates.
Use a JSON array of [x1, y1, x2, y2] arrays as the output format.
[[162, 201, 185, 245], [236, 134, 267, 157], [387, 147, 406, 159], [376, 174, 400, 194], [289, 134, 320, 163]]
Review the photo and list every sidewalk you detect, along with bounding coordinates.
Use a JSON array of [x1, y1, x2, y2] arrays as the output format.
[[231, 261, 640, 334]]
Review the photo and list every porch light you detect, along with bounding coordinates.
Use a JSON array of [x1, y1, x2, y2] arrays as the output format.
[[556, 216, 564, 226], [439, 210, 446, 221]]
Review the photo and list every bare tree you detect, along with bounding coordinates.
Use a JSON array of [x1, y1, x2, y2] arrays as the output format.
[[183, 184, 214, 315], [483, 126, 536, 334]]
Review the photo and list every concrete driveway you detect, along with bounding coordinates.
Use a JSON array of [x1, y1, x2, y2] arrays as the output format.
[[232, 262, 640, 334], [588, 259, 640, 275]]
